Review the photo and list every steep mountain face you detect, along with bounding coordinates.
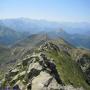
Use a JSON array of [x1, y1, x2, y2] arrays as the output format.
[[1, 39, 90, 90]]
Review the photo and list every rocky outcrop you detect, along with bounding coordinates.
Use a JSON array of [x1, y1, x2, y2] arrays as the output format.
[[1, 42, 86, 90], [39, 41, 60, 52], [1, 51, 64, 90], [77, 53, 90, 85]]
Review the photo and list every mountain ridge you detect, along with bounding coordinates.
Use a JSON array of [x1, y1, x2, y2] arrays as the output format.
[[1, 38, 90, 90]]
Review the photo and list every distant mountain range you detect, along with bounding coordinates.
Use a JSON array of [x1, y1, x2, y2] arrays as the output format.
[[0, 18, 90, 34], [0, 18, 90, 49], [0, 24, 30, 46]]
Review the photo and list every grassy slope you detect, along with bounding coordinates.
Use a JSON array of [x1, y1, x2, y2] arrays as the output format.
[[46, 50, 90, 90], [0, 45, 10, 63], [44, 40, 90, 90], [0, 45, 11, 79]]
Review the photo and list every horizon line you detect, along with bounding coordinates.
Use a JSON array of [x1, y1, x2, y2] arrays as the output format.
[[0, 17, 90, 23]]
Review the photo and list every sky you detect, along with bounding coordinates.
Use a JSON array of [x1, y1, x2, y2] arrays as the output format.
[[0, 0, 90, 22]]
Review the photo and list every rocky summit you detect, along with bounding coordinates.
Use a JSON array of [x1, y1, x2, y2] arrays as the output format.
[[1, 40, 90, 90], [1, 52, 63, 90]]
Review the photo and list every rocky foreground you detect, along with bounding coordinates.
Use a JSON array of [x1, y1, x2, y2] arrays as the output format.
[[1, 41, 90, 90]]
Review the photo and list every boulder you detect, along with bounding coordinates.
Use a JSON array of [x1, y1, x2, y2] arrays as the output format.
[[27, 62, 43, 74], [32, 71, 61, 90]]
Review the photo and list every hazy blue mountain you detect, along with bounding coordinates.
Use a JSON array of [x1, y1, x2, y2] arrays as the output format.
[[59, 22, 90, 34], [0, 24, 29, 46], [67, 34, 90, 49], [47, 30, 90, 49], [0, 18, 90, 49], [0, 18, 90, 35]]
